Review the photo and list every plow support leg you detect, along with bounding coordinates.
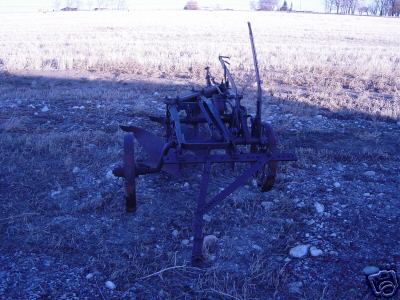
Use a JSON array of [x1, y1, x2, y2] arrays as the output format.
[[191, 156, 269, 267], [191, 162, 211, 267]]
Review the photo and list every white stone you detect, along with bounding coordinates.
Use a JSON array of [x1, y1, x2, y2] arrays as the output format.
[[363, 192, 371, 197], [72, 166, 80, 173], [203, 214, 211, 222], [364, 171, 376, 177], [252, 244, 262, 251], [106, 170, 115, 180], [203, 234, 218, 257], [183, 182, 189, 188], [314, 202, 325, 214], [41, 105, 49, 112], [172, 230, 179, 237], [288, 281, 303, 294], [181, 239, 190, 245], [153, 92, 160, 97], [86, 273, 94, 280], [289, 244, 309, 258], [310, 246, 323, 257], [261, 201, 273, 210], [50, 190, 61, 198], [363, 266, 379, 275], [315, 114, 323, 119], [105, 281, 116, 290], [333, 182, 341, 188], [306, 219, 315, 225]]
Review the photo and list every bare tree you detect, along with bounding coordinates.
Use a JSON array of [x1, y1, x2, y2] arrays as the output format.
[[53, 0, 62, 10], [323, 0, 334, 12], [388, 0, 400, 15], [255, 0, 279, 10], [96, 0, 107, 9], [394, 0, 400, 16], [184, 1, 199, 10], [324, 0, 359, 14], [116, 0, 128, 10], [250, 0, 258, 10], [86, 0, 94, 10]]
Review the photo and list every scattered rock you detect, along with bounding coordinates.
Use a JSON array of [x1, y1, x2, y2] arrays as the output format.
[[181, 239, 189, 245], [86, 273, 94, 280], [314, 202, 325, 214], [333, 182, 341, 188], [306, 219, 315, 225], [50, 190, 61, 198], [363, 192, 371, 197], [364, 171, 376, 177], [87, 144, 97, 153], [310, 246, 323, 257], [72, 167, 80, 174], [41, 105, 49, 112], [252, 244, 262, 251], [105, 280, 116, 290], [153, 92, 160, 97], [315, 114, 323, 119], [171, 229, 179, 237], [261, 201, 273, 210], [289, 244, 309, 258], [183, 182, 189, 188], [202, 235, 218, 260], [106, 170, 115, 180], [288, 281, 303, 294], [251, 179, 257, 187], [203, 214, 211, 222], [363, 266, 379, 275]]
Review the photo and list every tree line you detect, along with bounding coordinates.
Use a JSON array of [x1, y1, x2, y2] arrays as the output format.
[[324, 0, 400, 16], [53, 0, 128, 10]]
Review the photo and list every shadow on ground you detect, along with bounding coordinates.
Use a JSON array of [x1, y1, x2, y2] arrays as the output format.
[[0, 70, 399, 299]]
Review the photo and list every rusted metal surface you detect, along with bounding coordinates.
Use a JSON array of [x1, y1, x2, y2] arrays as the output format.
[[113, 23, 296, 266]]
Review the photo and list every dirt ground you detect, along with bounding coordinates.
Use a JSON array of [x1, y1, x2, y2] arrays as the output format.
[[0, 70, 399, 299]]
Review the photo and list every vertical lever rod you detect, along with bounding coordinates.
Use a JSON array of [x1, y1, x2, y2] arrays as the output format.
[[247, 22, 263, 135]]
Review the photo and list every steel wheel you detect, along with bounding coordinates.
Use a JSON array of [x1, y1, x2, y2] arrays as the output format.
[[123, 133, 136, 212], [252, 123, 278, 192]]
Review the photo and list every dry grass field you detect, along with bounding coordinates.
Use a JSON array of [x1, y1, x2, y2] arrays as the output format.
[[1, 10, 399, 119], [1, 10, 400, 300]]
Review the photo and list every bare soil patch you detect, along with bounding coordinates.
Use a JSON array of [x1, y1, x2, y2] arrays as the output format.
[[0, 70, 399, 299]]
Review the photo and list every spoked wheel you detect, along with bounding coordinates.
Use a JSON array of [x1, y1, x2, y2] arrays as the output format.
[[252, 123, 278, 192], [123, 133, 136, 212]]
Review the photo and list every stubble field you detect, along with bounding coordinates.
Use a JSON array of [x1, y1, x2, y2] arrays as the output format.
[[0, 10, 399, 299]]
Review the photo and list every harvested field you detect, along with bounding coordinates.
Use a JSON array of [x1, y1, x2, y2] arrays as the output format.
[[0, 10, 399, 300]]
